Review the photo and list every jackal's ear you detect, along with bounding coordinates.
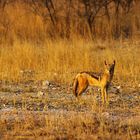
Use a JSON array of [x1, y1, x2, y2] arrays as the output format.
[[113, 60, 116, 65], [104, 60, 107, 65]]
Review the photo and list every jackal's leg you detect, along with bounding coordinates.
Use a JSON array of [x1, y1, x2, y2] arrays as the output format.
[[101, 87, 105, 104], [104, 88, 108, 104], [107, 93, 109, 104]]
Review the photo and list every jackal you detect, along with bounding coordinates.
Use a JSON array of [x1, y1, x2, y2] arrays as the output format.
[[73, 60, 116, 104]]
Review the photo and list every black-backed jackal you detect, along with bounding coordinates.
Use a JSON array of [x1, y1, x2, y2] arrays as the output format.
[[73, 60, 116, 104]]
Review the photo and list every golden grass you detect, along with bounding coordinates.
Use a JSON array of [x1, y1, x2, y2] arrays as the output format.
[[0, 100, 139, 140], [0, 1, 140, 140], [0, 39, 140, 85]]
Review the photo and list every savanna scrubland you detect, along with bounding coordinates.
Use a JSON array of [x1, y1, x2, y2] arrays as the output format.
[[0, 0, 140, 139]]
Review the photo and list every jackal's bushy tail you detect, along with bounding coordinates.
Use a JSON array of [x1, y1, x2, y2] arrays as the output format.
[[73, 78, 78, 97]]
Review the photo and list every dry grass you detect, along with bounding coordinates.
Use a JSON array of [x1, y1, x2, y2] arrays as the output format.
[[0, 1, 140, 140], [0, 81, 140, 140], [0, 39, 140, 84], [0, 110, 139, 140], [0, 39, 140, 140]]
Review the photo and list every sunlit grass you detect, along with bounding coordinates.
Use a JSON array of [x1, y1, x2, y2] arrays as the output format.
[[0, 1, 140, 140], [0, 39, 140, 85]]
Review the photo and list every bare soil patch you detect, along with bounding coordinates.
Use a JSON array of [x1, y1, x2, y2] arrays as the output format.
[[0, 80, 140, 139]]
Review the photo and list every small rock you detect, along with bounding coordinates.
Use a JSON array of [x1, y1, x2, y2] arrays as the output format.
[[42, 80, 50, 86], [3, 104, 6, 108], [116, 86, 121, 89], [111, 85, 122, 93], [42, 86, 48, 90], [102, 112, 109, 118], [52, 87, 57, 90], [37, 91, 45, 97]]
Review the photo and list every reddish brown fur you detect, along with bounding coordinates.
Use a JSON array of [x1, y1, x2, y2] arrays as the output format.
[[73, 60, 116, 104]]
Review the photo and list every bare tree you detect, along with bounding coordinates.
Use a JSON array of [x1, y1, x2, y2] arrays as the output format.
[[0, 0, 9, 10], [112, 0, 134, 39], [45, 0, 57, 26], [81, 0, 112, 38], [29, 0, 57, 26], [65, 0, 72, 38], [1, 0, 137, 40]]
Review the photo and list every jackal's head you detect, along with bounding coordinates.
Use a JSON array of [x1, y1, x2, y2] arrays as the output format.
[[104, 60, 116, 76]]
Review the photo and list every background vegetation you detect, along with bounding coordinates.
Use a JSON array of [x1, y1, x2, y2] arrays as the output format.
[[0, 0, 140, 83], [0, 1, 140, 140]]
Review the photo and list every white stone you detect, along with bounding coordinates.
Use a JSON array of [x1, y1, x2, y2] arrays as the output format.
[[37, 91, 44, 97]]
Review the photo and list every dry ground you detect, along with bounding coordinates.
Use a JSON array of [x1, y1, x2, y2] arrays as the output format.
[[0, 79, 140, 140], [0, 38, 140, 140], [0, 1, 140, 139]]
